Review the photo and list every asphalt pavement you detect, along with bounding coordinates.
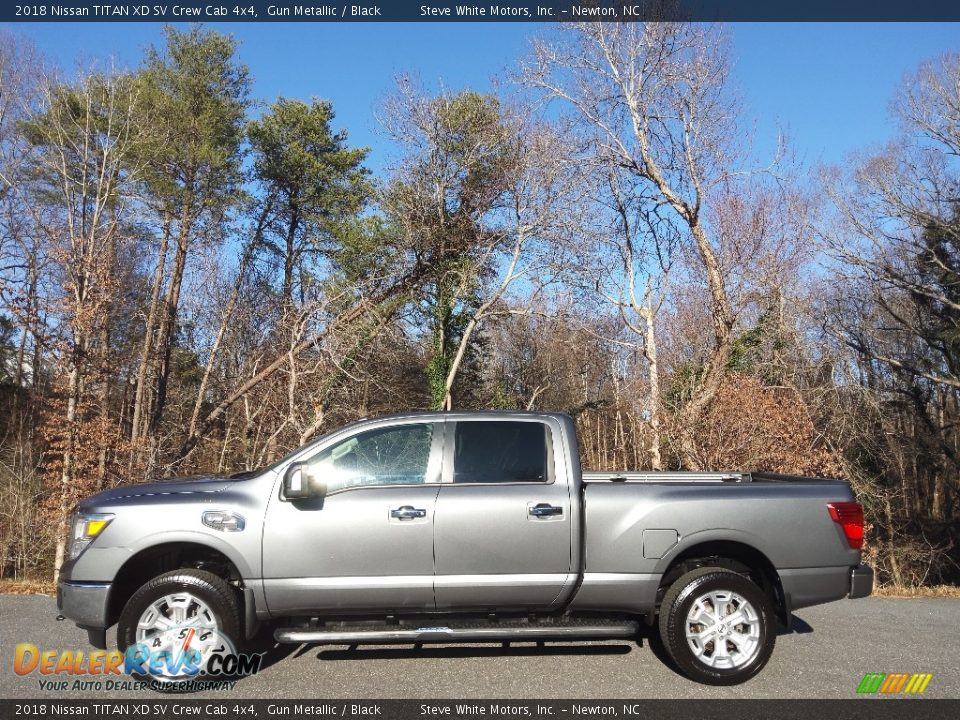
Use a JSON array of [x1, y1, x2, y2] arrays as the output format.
[[1, 595, 957, 700]]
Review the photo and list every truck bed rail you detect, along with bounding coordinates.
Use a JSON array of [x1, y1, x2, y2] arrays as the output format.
[[582, 471, 748, 483], [583, 471, 844, 484]]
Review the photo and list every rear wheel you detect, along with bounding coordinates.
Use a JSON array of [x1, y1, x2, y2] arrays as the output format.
[[658, 567, 775, 685]]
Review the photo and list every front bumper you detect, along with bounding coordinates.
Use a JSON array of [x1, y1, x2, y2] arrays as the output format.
[[57, 580, 111, 629], [849, 563, 874, 599]]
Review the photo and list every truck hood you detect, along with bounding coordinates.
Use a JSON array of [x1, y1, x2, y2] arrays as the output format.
[[78, 475, 233, 508]]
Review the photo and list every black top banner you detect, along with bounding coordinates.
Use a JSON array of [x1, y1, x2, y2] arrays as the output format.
[[6, 0, 960, 23]]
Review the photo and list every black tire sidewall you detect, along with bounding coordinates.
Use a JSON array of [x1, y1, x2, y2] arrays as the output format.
[[662, 570, 775, 686], [117, 570, 241, 687]]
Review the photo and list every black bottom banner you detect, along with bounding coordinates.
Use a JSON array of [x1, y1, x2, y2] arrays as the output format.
[[4, 700, 959, 720]]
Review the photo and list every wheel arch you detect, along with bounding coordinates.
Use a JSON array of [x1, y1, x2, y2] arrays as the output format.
[[108, 541, 244, 627], [655, 539, 789, 626]]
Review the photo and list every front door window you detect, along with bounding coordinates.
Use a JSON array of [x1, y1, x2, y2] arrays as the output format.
[[305, 423, 434, 493]]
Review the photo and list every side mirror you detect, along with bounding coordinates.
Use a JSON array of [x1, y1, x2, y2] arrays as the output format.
[[283, 462, 326, 501]]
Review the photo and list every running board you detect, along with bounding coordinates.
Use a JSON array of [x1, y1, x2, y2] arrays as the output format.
[[274, 620, 639, 645]]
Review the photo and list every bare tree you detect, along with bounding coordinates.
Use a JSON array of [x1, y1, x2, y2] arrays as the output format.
[[526, 23, 742, 468], [825, 51, 960, 543], [577, 162, 679, 469], [438, 110, 580, 410], [828, 52, 960, 391], [19, 68, 145, 579], [0, 32, 47, 390]]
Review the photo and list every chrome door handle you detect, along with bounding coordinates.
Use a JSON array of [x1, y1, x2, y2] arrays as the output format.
[[529, 503, 563, 517], [391, 505, 426, 520]]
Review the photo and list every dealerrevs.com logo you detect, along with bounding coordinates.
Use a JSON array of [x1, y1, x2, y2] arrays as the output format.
[[857, 673, 934, 695], [14, 629, 263, 691]]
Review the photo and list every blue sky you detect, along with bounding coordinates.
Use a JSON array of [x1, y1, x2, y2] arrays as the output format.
[[7, 22, 959, 175]]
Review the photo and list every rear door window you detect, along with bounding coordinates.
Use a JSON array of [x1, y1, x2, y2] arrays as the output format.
[[453, 421, 549, 484]]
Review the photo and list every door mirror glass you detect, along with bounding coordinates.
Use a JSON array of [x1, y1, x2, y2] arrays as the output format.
[[283, 462, 326, 500]]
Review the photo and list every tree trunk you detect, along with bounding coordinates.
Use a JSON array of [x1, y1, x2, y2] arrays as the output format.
[[52, 362, 80, 584], [442, 312, 477, 411], [644, 291, 663, 471], [187, 238, 256, 440], [150, 211, 193, 437], [131, 211, 171, 445], [14, 251, 40, 388], [882, 496, 903, 586], [282, 203, 300, 317], [96, 320, 111, 491], [674, 220, 734, 470]]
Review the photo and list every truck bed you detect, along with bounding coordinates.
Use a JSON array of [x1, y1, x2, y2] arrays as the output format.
[[572, 471, 860, 616]]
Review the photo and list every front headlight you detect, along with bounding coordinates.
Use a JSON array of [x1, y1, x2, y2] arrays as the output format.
[[67, 513, 114, 560]]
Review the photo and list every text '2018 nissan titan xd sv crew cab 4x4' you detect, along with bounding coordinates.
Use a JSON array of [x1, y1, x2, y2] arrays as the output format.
[[58, 411, 873, 685]]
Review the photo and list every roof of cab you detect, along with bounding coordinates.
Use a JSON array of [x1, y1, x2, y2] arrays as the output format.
[[357, 409, 571, 422]]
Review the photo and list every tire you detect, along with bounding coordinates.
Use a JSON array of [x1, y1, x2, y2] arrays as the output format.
[[657, 567, 776, 686], [117, 569, 241, 689]]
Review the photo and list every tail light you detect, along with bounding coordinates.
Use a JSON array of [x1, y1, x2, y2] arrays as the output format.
[[827, 502, 864, 550]]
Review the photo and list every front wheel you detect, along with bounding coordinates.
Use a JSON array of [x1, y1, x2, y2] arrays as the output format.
[[658, 567, 776, 685], [117, 569, 241, 689]]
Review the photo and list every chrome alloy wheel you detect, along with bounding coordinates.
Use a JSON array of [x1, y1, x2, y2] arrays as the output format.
[[135, 592, 222, 679], [684, 589, 761, 669]]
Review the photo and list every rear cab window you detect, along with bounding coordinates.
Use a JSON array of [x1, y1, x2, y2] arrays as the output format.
[[452, 421, 552, 484]]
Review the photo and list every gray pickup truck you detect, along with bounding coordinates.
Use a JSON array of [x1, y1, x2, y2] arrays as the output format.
[[58, 411, 872, 685]]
